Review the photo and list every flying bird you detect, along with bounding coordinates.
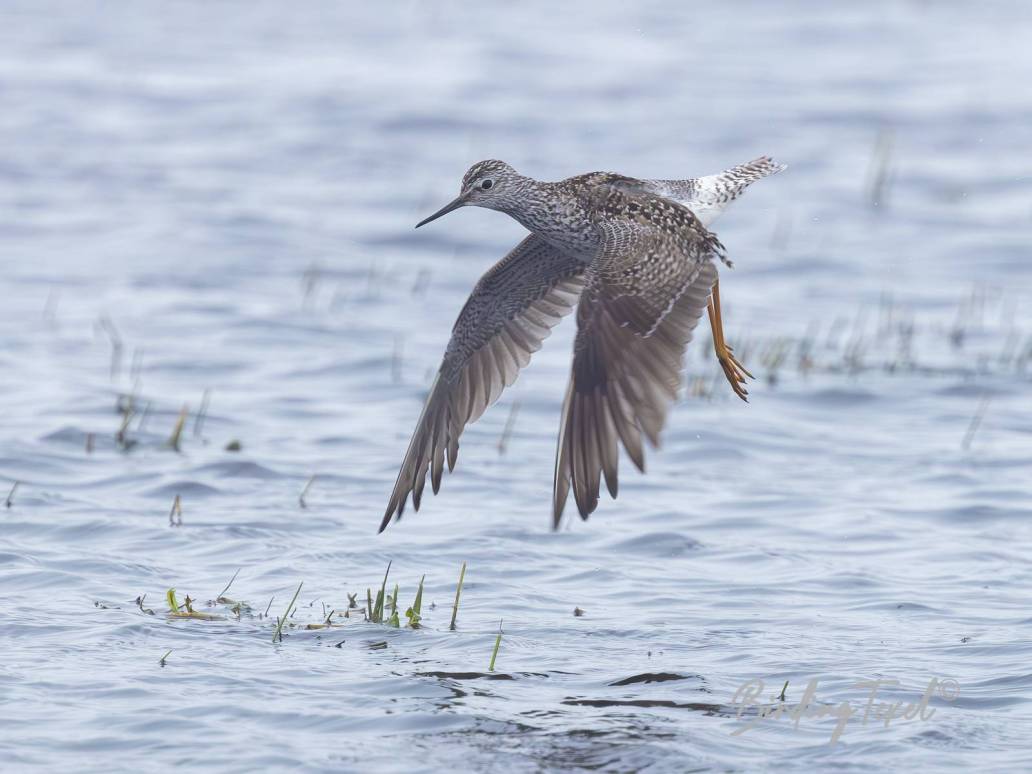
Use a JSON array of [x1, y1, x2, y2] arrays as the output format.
[[381, 157, 785, 531]]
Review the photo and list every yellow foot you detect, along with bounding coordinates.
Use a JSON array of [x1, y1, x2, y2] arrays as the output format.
[[716, 342, 753, 402], [708, 278, 753, 402]]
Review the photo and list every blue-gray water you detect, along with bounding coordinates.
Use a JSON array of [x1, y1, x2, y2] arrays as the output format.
[[2, 2, 1031, 771]]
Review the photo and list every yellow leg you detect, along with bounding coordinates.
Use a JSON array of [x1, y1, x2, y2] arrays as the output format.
[[707, 279, 753, 402]]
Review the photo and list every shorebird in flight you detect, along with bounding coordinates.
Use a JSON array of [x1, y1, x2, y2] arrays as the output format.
[[381, 156, 785, 531]]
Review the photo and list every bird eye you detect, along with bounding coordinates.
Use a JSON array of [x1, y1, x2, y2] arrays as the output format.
[[480, 179, 493, 190]]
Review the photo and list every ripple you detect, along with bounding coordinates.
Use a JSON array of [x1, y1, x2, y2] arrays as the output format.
[[607, 531, 702, 556], [3, 3, 1032, 772], [191, 461, 286, 480], [145, 481, 222, 497]]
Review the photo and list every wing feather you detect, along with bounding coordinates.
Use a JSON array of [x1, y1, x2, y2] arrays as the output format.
[[552, 187, 724, 528], [382, 235, 585, 532]]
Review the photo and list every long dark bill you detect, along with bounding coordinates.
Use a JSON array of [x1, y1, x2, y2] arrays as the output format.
[[415, 193, 468, 228]]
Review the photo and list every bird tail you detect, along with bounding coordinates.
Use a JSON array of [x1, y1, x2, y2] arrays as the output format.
[[719, 156, 788, 187], [679, 156, 787, 226]]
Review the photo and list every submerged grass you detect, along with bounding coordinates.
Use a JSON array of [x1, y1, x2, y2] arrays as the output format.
[[298, 475, 316, 509], [193, 389, 211, 438], [168, 495, 182, 527], [962, 393, 992, 450], [489, 620, 503, 672], [167, 405, 188, 452], [216, 568, 241, 602], [369, 561, 392, 624], [165, 588, 222, 620], [450, 562, 467, 631], [388, 583, 400, 627], [497, 401, 520, 455], [152, 563, 472, 646], [405, 575, 425, 627], [273, 582, 303, 643]]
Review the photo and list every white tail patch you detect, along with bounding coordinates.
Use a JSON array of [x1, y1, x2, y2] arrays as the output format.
[[656, 156, 787, 227]]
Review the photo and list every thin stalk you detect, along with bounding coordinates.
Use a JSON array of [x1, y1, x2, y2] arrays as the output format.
[[217, 568, 241, 600], [489, 620, 503, 672], [272, 582, 303, 643], [374, 561, 391, 623], [388, 583, 400, 627], [413, 574, 424, 615], [193, 389, 211, 437], [299, 475, 316, 509], [168, 404, 189, 451], [450, 561, 467, 631]]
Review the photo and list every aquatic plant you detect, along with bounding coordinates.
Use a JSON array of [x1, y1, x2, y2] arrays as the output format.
[[167, 404, 188, 451], [450, 561, 467, 631], [165, 588, 222, 620], [152, 563, 471, 644], [489, 620, 503, 672], [272, 582, 303, 643]]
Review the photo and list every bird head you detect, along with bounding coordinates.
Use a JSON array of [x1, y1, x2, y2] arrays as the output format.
[[416, 160, 522, 228]]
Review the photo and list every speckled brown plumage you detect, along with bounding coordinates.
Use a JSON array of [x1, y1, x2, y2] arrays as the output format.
[[382, 235, 583, 526], [553, 185, 726, 525], [381, 156, 785, 532]]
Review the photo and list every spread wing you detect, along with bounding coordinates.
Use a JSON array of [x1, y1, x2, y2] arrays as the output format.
[[552, 189, 725, 527], [381, 235, 585, 532]]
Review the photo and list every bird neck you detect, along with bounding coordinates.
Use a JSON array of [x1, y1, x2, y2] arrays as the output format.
[[501, 179, 596, 258]]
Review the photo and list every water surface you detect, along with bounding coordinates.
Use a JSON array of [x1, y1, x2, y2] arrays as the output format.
[[1, 2, 1031, 771]]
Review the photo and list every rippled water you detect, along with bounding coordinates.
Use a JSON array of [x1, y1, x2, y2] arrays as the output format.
[[2, 1, 1032, 771]]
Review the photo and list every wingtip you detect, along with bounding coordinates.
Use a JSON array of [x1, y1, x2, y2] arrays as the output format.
[[551, 490, 565, 531], [379, 494, 405, 532], [577, 500, 595, 522]]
